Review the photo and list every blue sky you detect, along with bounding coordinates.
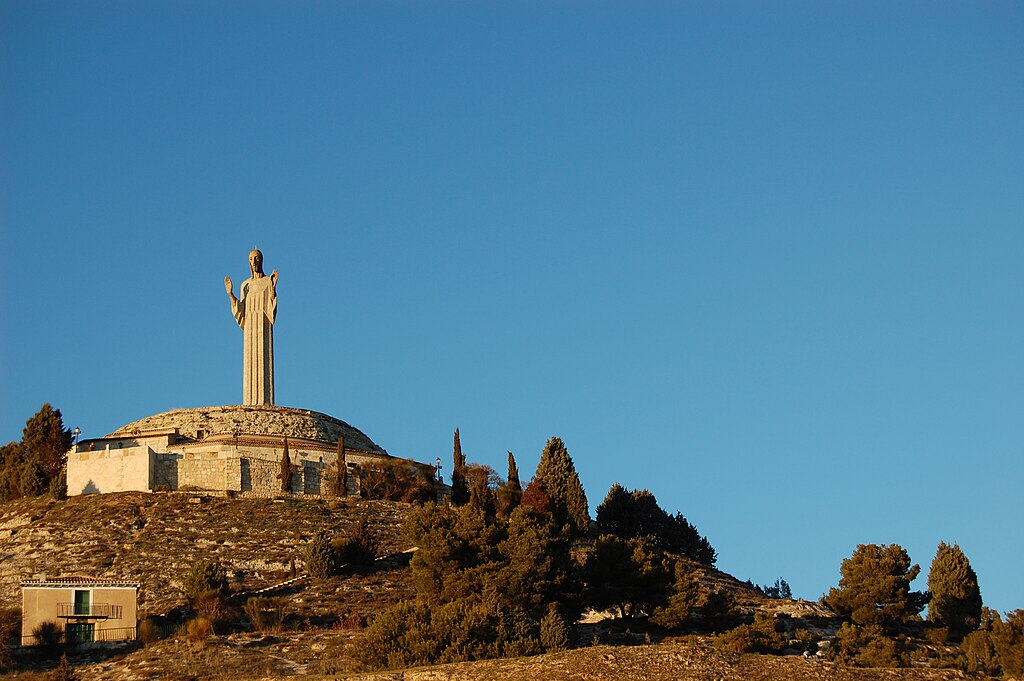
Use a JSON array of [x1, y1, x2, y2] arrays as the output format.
[[2, 2, 1021, 613]]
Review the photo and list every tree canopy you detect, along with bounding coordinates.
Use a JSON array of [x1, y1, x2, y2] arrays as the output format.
[[533, 437, 589, 536], [928, 541, 983, 641], [823, 543, 927, 629]]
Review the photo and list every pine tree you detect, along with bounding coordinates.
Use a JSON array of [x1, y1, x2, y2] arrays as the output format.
[[823, 544, 928, 629], [450, 428, 469, 506], [927, 542, 983, 641], [278, 436, 292, 493], [22, 404, 72, 480], [534, 437, 589, 536]]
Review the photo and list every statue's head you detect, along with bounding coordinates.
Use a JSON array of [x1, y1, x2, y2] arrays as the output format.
[[249, 249, 264, 276]]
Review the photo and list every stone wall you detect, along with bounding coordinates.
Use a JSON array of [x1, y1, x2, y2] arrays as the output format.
[[178, 452, 242, 492], [67, 447, 153, 496]]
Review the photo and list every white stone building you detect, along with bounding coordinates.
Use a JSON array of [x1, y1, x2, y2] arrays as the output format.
[[67, 404, 414, 497]]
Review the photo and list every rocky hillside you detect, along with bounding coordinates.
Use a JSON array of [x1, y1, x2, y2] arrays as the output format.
[[0, 492, 414, 617], [0, 493, 990, 680]]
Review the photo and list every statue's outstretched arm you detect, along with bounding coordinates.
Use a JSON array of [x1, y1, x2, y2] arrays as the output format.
[[225, 276, 245, 328]]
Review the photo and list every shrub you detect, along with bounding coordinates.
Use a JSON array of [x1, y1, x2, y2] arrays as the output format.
[[360, 458, 435, 503], [355, 599, 544, 671], [50, 653, 76, 681], [244, 597, 286, 632], [829, 622, 909, 668], [192, 590, 227, 627], [714, 613, 787, 654], [539, 607, 570, 651], [701, 588, 738, 632], [332, 519, 377, 568], [583, 535, 672, 620], [32, 620, 62, 648], [18, 457, 48, 497], [305, 530, 337, 579], [183, 558, 230, 601], [186, 617, 212, 643], [0, 607, 19, 670], [961, 609, 1024, 677], [139, 617, 163, 644], [48, 472, 67, 500], [650, 562, 701, 629]]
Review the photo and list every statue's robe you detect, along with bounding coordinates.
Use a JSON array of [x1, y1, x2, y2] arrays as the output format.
[[231, 275, 276, 405]]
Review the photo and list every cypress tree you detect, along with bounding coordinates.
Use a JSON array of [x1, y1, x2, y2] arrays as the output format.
[[450, 428, 469, 506], [278, 436, 292, 493], [927, 542, 983, 641], [506, 451, 521, 493], [496, 451, 523, 517], [534, 437, 589, 536], [331, 436, 348, 496], [22, 403, 72, 480]]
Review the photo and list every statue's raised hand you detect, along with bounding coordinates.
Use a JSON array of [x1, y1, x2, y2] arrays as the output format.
[[270, 269, 279, 290], [224, 275, 234, 296]]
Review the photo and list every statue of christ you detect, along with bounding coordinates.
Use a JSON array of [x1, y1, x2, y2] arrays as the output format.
[[225, 249, 278, 405]]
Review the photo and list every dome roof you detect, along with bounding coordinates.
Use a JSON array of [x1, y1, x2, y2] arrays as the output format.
[[108, 405, 388, 455]]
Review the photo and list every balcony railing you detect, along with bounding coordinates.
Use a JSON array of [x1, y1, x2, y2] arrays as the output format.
[[22, 625, 137, 646], [57, 603, 123, 619]]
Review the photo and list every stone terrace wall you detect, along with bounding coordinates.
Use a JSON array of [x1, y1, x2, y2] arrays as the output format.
[[67, 447, 152, 496]]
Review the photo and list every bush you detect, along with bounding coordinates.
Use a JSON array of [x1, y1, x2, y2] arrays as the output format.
[[305, 530, 337, 579], [50, 653, 76, 681], [186, 617, 212, 643], [360, 458, 435, 503], [829, 622, 909, 668], [539, 607, 570, 651], [19, 457, 48, 497], [714, 613, 788, 654], [650, 562, 701, 629], [244, 597, 286, 633], [583, 535, 672, 620], [48, 472, 67, 500], [33, 620, 63, 648], [701, 588, 738, 632], [961, 609, 1024, 677], [183, 558, 230, 601], [333, 519, 377, 568], [139, 617, 163, 644], [355, 599, 544, 671], [0, 607, 19, 670], [192, 590, 228, 629]]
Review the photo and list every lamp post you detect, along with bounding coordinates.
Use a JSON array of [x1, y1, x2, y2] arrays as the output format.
[[435, 457, 442, 483], [71, 426, 81, 446]]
